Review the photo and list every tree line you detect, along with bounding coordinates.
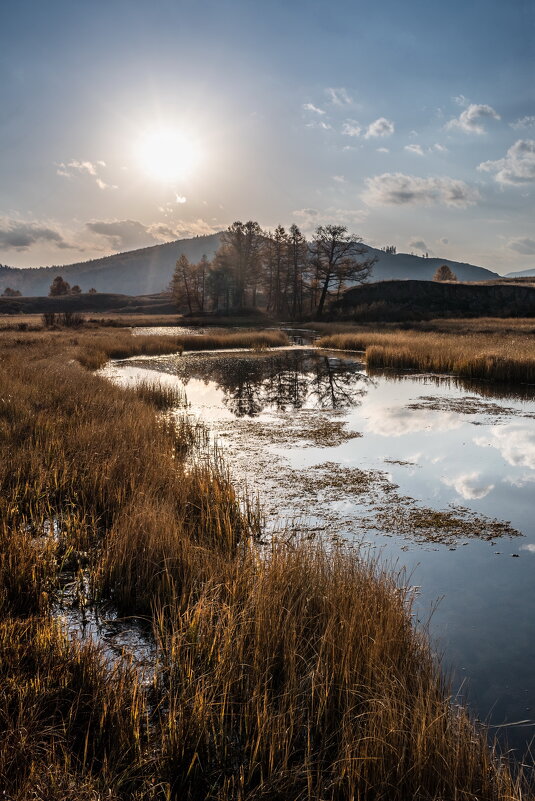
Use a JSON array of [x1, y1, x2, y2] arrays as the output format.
[[170, 222, 376, 318]]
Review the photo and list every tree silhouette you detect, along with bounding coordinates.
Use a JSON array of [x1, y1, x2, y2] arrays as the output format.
[[311, 225, 376, 318], [433, 264, 457, 281], [49, 276, 71, 296]]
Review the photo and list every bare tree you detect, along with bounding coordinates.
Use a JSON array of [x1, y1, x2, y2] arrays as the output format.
[[288, 224, 307, 318], [217, 221, 264, 309], [311, 225, 375, 318], [171, 254, 194, 312]]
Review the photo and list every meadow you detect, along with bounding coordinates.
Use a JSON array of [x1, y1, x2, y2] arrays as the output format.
[[0, 326, 530, 799]]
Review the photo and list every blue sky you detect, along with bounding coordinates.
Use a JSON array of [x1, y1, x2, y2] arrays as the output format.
[[0, 0, 534, 272]]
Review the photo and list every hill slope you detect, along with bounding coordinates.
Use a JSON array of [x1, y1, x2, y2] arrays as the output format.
[[0, 234, 222, 296], [360, 246, 499, 282], [0, 235, 499, 297], [335, 279, 535, 320]]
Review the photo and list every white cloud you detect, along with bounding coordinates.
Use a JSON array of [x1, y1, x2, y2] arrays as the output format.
[[364, 117, 395, 139], [510, 115, 535, 130], [95, 178, 117, 190], [404, 144, 424, 156], [442, 471, 494, 500], [478, 139, 535, 185], [433, 143, 448, 152], [86, 218, 219, 251], [341, 119, 361, 137], [333, 175, 346, 183], [306, 120, 332, 130], [303, 103, 326, 115], [57, 159, 117, 189], [0, 217, 74, 251], [362, 173, 479, 208], [376, 147, 390, 153], [453, 94, 469, 107], [446, 103, 501, 134], [475, 425, 535, 470], [507, 237, 535, 255], [326, 87, 352, 106], [293, 207, 367, 233]]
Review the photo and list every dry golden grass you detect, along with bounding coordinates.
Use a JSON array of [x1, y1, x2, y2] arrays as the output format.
[[0, 328, 530, 799], [77, 328, 289, 369], [317, 326, 535, 384], [154, 543, 523, 801]]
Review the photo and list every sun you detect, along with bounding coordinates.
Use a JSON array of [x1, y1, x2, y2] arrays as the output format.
[[136, 128, 201, 183]]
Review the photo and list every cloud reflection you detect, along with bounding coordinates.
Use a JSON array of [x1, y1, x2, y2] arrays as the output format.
[[366, 406, 462, 437], [443, 471, 494, 499], [475, 425, 535, 470]]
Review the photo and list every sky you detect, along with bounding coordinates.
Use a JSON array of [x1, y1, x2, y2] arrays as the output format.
[[0, 0, 534, 274]]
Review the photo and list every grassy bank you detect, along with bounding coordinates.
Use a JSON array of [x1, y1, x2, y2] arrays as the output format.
[[317, 325, 535, 384], [77, 328, 289, 369], [0, 328, 529, 799]]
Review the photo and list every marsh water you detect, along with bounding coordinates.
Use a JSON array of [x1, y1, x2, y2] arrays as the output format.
[[102, 340, 535, 756]]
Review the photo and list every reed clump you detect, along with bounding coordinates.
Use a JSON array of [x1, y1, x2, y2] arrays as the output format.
[[0, 328, 530, 800], [154, 542, 522, 801], [317, 328, 535, 384], [130, 378, 188, 409]]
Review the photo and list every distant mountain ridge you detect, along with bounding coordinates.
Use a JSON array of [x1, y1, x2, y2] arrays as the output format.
[[0, 233, 502, 296], [504, 266, 535, 278]]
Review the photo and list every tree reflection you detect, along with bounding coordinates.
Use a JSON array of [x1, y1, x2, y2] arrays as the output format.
[[156, 351, 371, 417]]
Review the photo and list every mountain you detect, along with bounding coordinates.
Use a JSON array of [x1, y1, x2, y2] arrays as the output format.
[[0, 234, 223, 296], [359, 246, 499, 282], [0, 234, 500, 297], [504, 266, 535, 278]]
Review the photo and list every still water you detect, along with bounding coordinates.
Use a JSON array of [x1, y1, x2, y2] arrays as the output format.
[[103, 347, 535, 755]]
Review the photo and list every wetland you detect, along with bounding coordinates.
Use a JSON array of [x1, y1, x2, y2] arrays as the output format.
[[104, 340, 535, 754]]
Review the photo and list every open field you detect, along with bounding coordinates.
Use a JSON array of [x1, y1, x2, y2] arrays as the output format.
[[0, 327, 530, 799], [316, 321, 535, 384]]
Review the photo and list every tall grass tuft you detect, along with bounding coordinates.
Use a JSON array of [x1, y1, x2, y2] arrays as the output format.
[[130, 379, 188, 409]]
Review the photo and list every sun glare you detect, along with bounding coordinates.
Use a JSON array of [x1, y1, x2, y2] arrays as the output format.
[[136, 128, 201, 183]]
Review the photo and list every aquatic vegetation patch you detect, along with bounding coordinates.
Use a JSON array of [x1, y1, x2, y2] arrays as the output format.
[[373, 498, 521, 544], [407, 394, 528, 419], [233, 411, 362, 448]]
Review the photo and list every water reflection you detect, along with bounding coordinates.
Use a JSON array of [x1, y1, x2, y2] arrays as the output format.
[[442, 471, 495, 500], [475, 425, 535, 470], [140, 350, 370, 417], [368, 369, 535, 402], [366, 405, 463, 437]]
